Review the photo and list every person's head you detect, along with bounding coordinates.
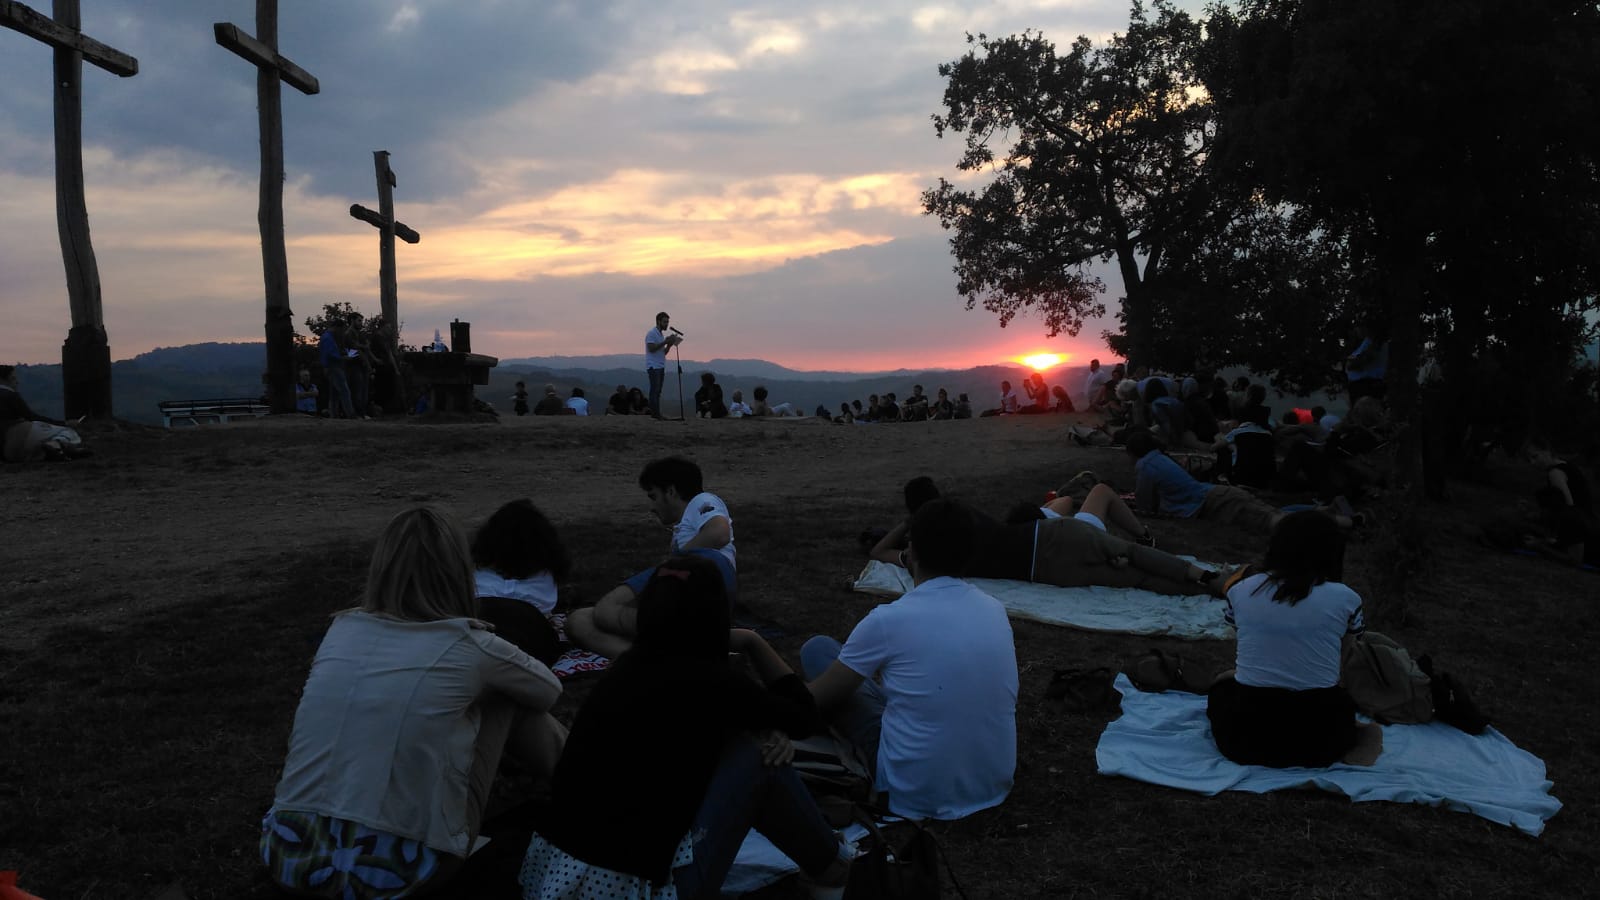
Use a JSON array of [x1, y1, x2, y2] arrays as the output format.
[[1000, 380, 1012, 392], [885, 392, 897, 403], [840, 402, 851, 413], [732, 389, 744, 402], [639, 456, 704, 524], [628, 387, 645, 400], [1180, 377, 1198, 399], [1232, 376, 1250, 391], [905, 499, 977, 579], [1212, 377, 1229, 396], [1030, 373, 1045, 386], [1116, 379, 1139, 401], [1132, 365, 1150, 379], [1311, 405, 1327, 421], [700, 372, 715, 386], [852, 399, 863, 411], [753, 385, 769, 401], [1143, 379, 1168, 402], [1246, 383, 1267, 406], [615, 384, 627, 395], [912, 384, 924, 396], [1124, 429, 1161, 460], [1246, 405, 1272, 428], [1052, 385, 1068, 399], [544, 383, 558, 397], [0, 365, 17, 390], [1110, 363, 1125, 378], [363, 507, 476, 621], [1090, 358, 1101, 371], [1282, 410, 1300, 426], [815, 405, 828, 417], [655, 311, 671, 330], [868, 393, 879, 405], [632, 554, 730, 660], [515, 380, 526, 390], [903, 476, 942, 515], [937, 388, 948, 401], [471, 499, 571, 581], [573, 387, 586, 398], [299, 368, 312, 383], [957, 393, 969, 403], [1257, 510, 1345, 604]]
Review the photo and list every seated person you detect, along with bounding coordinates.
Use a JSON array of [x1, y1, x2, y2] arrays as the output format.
[[564, 387, 589, 416], [850, 399, 865, 420], [1179, 377, 1218, 443], [261, 508, 567, 899], [1532, 486, 1600, 567], [930, 387, 955, 420], [1020, 373, 1051, 413], [522, 557, 851, 899], [980, 380, 1021, 417], [472, 499, 571, 665], [727, 390, 754, 417], [1526, 439, 1592, 512], [295, 368, 320, 415], [879, 392, 902, 422], [834, 402, 855, 424], [565, 457, 737, 659], [695, 372, 728, 419], [533, 384, 567, 416], [1208, 511, 1382, 767], [902, 385, 931, 421], [953, 393, 973, 419], [862, 394, 882, 422], [1214, 406, 1278, 488], [1131, 432, 1353, 534], [814, 404, 830, 418], [0, 365, 87, 462], [607, 384, 631, 415], [627, 387, 652, 415], [804, 499, 1019, 820], [1050, 384, 1075, 413], [1145, 378, 1208, 449], [1084, 359, 1114, 412], [750, 386, 774, 417]]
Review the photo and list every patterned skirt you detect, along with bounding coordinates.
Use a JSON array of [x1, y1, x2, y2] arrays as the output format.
[[260, 808, 449, 899]]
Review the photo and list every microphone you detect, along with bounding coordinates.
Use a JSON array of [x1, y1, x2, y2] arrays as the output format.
[[669, 326, 685, 336]]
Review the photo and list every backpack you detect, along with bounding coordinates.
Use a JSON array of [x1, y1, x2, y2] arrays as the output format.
[[1341, 631, 1434, 724]]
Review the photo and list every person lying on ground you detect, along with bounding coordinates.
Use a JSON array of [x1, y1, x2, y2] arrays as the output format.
[[1208, 510, 1382, 768], [471, 499, 571, 666], [1031, 482, 1156, 545], [1129, 431, 1355, 534], [522, 557, 852, 900], [565, 457, 736, 659], [261, 507, 567, 900], [0, 365, 88, 462], [805, 498, 1019, 821]]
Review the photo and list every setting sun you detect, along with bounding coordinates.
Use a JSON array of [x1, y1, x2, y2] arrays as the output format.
[[1021, 353, 1063, 371]]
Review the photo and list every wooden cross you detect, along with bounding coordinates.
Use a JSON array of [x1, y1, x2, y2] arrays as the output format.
[[349, 150, 421, 345], [214, 1, 319, 415], [1, 0, 138, 419]]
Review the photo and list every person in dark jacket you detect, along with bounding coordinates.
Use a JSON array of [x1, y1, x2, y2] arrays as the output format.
[[520, 555, 851, 898], [0, 365, 88, 462]]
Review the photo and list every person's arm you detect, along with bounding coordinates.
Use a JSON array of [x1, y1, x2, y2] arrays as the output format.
[[681, 515, 731, 551], [807, 660, 867, 714], [476, 632, 563, 711], [646, 331, 670, 353], [1549, 467, 1575, 506], [1134, 459, 1160, 513], [869, 520, 910, 564], [729, 629, 797, 683]]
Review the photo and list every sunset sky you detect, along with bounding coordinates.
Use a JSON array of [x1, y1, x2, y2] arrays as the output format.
[[0, 1, 1152, 373]]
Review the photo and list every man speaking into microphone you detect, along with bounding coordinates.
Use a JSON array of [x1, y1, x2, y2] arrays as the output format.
[[644, 311, 683, 419]]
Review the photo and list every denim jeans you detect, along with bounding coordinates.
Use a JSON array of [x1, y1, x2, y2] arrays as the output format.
[[647, 367, 665, 417], [801, 635, 886, 779], [325, 366, 355, 418], [671, 737, 838, 899], [624, 548, 738, 608]]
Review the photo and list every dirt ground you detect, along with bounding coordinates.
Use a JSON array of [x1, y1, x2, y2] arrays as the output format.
[[2, 411, 1596, 898]]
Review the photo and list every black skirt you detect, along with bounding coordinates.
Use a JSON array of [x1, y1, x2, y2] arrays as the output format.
[[1207, 677, 1359, 768]]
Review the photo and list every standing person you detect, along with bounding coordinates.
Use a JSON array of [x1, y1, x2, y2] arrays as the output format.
[[1208, 511, 1381, 768], [520, 557, 851, 900], [318, 320, 354, 419], [565, 457, 737, 659], [803, 499, 1018, 821], [294, 368, 320, 415], [346, 314, 373, 419], [645, 311, 682, 419], [260, 508, 567, 899]]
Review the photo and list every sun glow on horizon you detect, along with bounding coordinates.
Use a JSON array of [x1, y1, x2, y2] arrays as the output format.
[[1020, 352, 1064, 371]]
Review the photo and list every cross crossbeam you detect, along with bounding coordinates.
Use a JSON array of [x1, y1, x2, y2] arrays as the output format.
[[213, 21, 317, 94], [0, 0, 136, 76]]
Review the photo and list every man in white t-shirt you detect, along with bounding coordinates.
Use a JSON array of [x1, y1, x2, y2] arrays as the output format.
[[566, 456, 736, 659], [1083, 358, 1114, 411], [803, 499, 1018, 820], [644, 311, 682, 419], [564, 387, 589, 416]]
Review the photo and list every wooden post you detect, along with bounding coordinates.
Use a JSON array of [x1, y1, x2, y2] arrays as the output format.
[[349, 150, 420, 412], [2, 0, 138, 419], [214, 0, 319, 415]]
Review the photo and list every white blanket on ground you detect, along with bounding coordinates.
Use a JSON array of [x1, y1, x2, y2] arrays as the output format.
[[724, 824, 870, 895], [853, 560, 1232, 640], [1095, 675, 1561, 836]]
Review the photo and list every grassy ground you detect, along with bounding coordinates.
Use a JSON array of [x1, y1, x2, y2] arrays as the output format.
[[0, 414, 1595, 898]]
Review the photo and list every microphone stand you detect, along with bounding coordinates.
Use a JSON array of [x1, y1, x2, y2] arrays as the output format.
[[671, 339, 686, 422]]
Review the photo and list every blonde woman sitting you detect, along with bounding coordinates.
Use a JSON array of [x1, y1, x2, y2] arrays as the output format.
[[261, 507, 567, 899]]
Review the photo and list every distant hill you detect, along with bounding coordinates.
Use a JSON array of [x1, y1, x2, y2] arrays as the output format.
[[10, 342, 1104, 424]]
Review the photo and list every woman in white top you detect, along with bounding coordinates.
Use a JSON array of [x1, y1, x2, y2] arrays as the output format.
[[1207, 511, 1379, 768], [262, 507, 567, 899]]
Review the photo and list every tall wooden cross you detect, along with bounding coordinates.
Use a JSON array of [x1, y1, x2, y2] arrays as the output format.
[[1, 0, 138, 419], [215, 1, 319, 415], [349, 150, 421, 351]]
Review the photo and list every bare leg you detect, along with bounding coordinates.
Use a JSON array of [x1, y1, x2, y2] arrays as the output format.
[[1044, 497, 1077, 517], [1343, 722, 1384, 766], [1079, 483, 1149, 541], [565, 585, 639, 659], [505, 710, 568, 779]]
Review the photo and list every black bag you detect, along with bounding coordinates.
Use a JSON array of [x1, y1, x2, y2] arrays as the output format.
[[846, 812, 964, 900]]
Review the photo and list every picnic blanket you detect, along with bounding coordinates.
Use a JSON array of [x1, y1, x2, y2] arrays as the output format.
[[723, 824, 871, 896], [546, 613, 610, 680], [1095, 674, 1561, 835], [853, 560, 1232, 640]]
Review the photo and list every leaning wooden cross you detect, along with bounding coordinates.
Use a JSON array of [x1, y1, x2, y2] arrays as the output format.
[[1, 0, 138, 419], [349, 150, 421, 336], [214, 1, 319, 415]]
